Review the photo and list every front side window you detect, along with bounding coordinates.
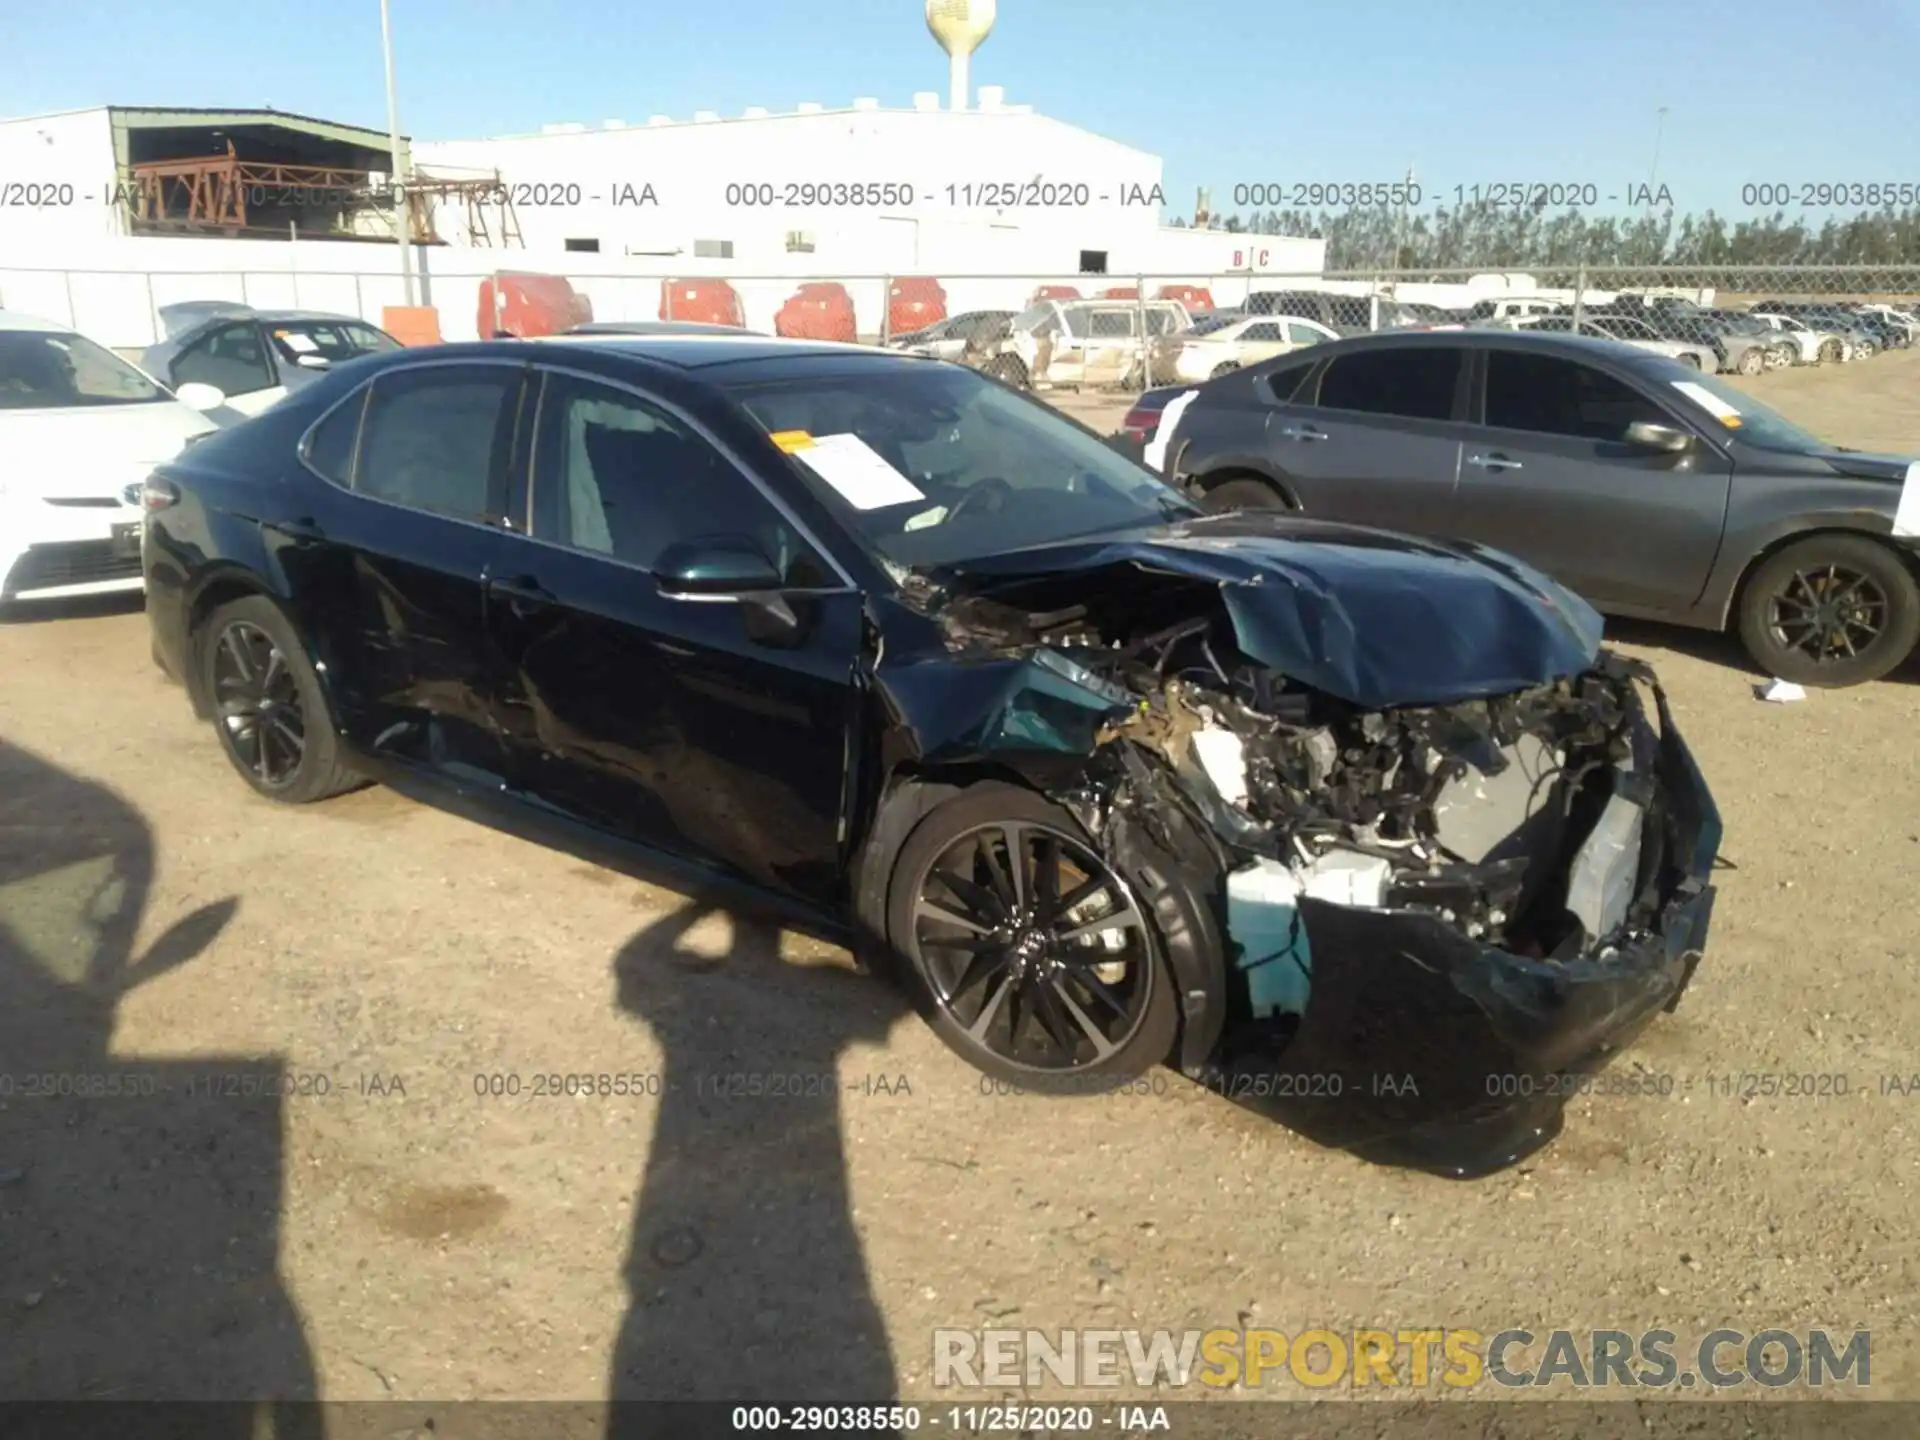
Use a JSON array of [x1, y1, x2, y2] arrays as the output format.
[[355, 365, 520, 521], [721, 361, 1197, 570], [1086, 311, 1134, 339], [0, 331, 168, 409], [172, 323, 276, 397], [1315, 347, 1462, 421], [1483, 352, 1668, 441], [529, 372, 827, 584]]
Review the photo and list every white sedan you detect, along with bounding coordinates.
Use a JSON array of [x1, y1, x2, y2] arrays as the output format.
[[1155, 314, 1337, 384], [0, 312, 225, 604]]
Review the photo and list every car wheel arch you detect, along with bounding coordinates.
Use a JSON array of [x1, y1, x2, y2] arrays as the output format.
[[854, 762, 1229, 1076], [1193, 466, 1300, 509], [184, 573, 332, 723], [1719, 523, 1920, 631]]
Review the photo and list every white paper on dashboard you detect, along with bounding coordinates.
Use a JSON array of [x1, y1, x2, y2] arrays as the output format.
[[1143, 389, 1199, 473], [277, 331, 320, 353], [792, 433, 926, 510], [1670, 380, 1741, 421], [1894, 460, 1920, 539]]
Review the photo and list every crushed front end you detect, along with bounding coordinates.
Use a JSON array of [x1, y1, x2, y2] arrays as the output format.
[[879, 525, 1721, 1176]]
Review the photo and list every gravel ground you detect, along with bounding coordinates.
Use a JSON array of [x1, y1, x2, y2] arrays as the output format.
[[1, 351, 1917, 1416]]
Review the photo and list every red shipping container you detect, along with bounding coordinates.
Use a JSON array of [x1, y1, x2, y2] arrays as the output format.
[[1157, 285, 1215, 311], [775, 282, 857, 342], [660, 278, 746, 327], [478, 272, 592, 338], [1100, 286, 1140, 300], [888, 277, 947, 337], [1030, 284, 1082, 304]]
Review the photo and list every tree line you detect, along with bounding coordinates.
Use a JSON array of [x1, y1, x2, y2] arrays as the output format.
[[1168, 203, 1920, 271]]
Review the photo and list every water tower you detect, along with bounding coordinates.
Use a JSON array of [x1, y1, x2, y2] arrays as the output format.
[[925, 0, 996, 111]]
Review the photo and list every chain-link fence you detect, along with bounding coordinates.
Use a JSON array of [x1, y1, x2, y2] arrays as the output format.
[[5, 261, 1917, 390]]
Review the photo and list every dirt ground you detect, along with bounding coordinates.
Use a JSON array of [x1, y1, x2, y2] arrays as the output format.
[[2, 352, 1918, 1418]]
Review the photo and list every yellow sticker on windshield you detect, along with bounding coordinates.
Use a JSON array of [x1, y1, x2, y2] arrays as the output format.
[[769, 430, 815, 453]]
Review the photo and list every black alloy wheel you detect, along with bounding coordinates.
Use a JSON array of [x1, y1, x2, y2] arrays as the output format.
[[212, 619, 307, 790], [199, 595, 362, 801], [887, 783, 1176, 1090], [1766, 564, 1889, 661], [1737, 535, 1920, 687]]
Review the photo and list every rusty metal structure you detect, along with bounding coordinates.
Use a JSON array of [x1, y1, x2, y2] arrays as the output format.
[[129, 141, 522, 246]]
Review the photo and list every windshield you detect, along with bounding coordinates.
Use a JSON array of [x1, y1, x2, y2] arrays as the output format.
[[0, 331, 168, 409], [266, 320, 400, 365], [1659, 366, 1829, 453], [722, 362, 1200, 569]]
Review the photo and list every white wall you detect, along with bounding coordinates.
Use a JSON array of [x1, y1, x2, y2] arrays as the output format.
[[0, 109, 122, 248]]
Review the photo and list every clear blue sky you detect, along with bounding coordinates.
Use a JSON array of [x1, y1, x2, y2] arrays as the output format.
[[8, 0, 1920, 219]]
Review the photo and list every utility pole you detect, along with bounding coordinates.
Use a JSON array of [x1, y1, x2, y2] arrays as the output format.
[[381, 0, 417, 306]]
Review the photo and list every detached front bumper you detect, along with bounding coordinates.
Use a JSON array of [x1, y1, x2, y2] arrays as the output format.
[[1207, 674, 1721, 1178]]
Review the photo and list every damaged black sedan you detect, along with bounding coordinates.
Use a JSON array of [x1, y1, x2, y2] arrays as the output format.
[[142, 335, 1721, 1175]]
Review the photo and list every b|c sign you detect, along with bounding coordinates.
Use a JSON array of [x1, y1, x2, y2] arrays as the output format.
[[1231, 249, 1272, 269]]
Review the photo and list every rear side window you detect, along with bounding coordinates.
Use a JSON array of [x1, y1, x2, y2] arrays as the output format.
[[1264, 357, 1319, 402], [1316, 348, 1462, 421], [303, 388, 368, 483], [354, 364, 522, 522]]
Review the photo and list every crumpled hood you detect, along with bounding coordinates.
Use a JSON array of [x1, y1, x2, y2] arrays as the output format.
[[942, 511, 1606, 709]]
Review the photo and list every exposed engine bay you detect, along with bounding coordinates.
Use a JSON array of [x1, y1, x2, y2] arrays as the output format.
[[934, 587, 1667, 1024]]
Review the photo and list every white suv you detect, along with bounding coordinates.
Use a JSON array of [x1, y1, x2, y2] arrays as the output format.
[[0, 313, 223, 604]]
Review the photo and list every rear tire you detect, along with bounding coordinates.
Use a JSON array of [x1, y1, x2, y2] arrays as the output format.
[[884, 782, 1178, 1092], [197, 595, 363, 802], [984, 356, 1029, 389], [1736, 535, 1920, 688], [1202, 476, 1293, 512]]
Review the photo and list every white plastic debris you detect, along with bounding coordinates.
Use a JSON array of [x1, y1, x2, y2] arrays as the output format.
[[1757, 678, 1808, 703], [1190, 727, 1248, 808]]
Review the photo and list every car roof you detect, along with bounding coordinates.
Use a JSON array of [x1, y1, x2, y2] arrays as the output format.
[[0, 311, 73, 333], [474, 332, 917, 372], [1287, 327, 1696, 371], [564, 320, 760, 335]]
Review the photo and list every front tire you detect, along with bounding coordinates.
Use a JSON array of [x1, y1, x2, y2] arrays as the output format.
[[1736, 346, 1766, 376], [197, 595, 363, 802], [1736, 535, 1920, 687], [884, 782, 1177, 1092], [1202, 476, 1292, 512], [1209, 361, 1242, 380]]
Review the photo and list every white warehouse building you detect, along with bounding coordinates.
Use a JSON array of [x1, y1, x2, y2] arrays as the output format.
[[0, 7, 1326, 347], [410, 90, 1318, 282]]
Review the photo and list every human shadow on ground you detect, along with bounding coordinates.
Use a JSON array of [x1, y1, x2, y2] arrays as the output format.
[[0, 738, 320, 1437], [604, 899, 909, 1436]]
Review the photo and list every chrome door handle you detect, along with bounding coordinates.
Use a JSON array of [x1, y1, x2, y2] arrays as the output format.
[[1281, 425, 1328, 442], [1468, 453, 1523, 471]]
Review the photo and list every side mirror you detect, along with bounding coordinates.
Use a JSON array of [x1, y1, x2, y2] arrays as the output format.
[[294, 353, 331, 370], [654, 536, 783, 596], [172, 381, 227, 412], [1625, 420, 1693, 453]]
